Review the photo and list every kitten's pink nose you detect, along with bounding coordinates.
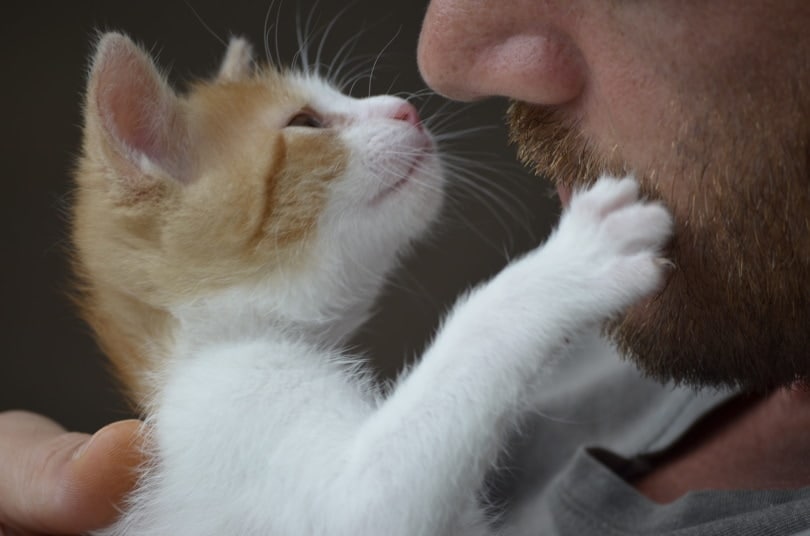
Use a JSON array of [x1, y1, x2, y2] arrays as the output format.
[[391, 102, 422, 130]]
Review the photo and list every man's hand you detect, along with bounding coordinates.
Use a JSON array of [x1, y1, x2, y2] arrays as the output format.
[[0, 411, 143, 535]]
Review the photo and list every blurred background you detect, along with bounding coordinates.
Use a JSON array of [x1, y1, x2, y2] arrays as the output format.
[[1, 0, 559, 432]]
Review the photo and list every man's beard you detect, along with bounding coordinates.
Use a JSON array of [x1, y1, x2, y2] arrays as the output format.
[[508, 100, 810, 392]]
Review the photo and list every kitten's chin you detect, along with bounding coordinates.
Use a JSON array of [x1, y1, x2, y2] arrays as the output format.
[[369, 145, 438, 207], [370, 175, 414, 206]]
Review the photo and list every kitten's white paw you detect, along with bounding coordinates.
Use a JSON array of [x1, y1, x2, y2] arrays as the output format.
[[544, 174, 674, 319]]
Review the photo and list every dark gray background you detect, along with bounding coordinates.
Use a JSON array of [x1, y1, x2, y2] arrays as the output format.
[[1, 1, 558, 432]]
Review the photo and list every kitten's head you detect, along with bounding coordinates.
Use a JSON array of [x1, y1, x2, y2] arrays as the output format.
[[74, 33, 443, 328]]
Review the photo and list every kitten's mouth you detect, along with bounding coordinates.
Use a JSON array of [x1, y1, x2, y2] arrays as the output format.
[[370, 139, 434, 206], [370, 167, 417, 206]]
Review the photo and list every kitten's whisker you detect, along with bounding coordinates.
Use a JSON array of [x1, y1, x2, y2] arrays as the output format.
[[327, 30, 366, 84], [348, 72, 370, 97], [409, 176, 451, 198], [293, 0, 335, 77], [432, 125, 502, 142], [448, 176, 527, 242], [331, 52, 390, 93], [316, 1, 360, 79], [293, 5, 309, 73], [274, 0, 287, 68], [183, 1, 228, 47], [431, 147, 542, 245], [439, 153, 533, 183], [367, 27, 402, 97], [423, 105, 482, 134], [422, 95, 461, 115], [335, 57, 379, 92], [441, 158, 535, 213], [387, 268, 445, 314], [301, 0, 326, 75], [396, 88, 438, 102], [385, 75, 402, 96], [334, 48, 400, 92], [262, 0, 278, 65], [419, 100, 464, 131], [445, 196, 514, 257], [439, 153, 527, 174], [378, 137, 536, 242], [442, 166, 539, 209], [416, 90, 444, 105]]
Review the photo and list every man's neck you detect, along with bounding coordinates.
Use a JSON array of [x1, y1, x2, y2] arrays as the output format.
[[633, 385, 810, 503]]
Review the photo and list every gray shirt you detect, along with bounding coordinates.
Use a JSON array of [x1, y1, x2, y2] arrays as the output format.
[[496, 335, 810, 535]]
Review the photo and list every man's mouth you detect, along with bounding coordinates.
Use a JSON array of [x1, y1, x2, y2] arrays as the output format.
[[557, 185, 573, 207]]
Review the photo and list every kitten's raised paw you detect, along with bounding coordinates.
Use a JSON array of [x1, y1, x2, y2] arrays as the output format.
[[546, 175, 674, 318]]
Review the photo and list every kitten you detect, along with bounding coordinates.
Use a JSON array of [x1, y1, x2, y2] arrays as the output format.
[[72, 33, 672, 536]]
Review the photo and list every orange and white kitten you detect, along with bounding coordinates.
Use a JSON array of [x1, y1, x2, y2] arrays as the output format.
[[73, 33, 672, 536]]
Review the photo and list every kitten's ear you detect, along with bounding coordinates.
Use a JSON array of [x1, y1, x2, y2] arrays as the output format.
[[217, 37, 254, 82], [85, 32, 191, 185]]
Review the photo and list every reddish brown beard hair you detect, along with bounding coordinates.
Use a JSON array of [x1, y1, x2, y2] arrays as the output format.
[[507, 100, 810, 392]]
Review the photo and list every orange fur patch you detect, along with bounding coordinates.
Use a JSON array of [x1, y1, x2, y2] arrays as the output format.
[[73, 68, 348, 405]]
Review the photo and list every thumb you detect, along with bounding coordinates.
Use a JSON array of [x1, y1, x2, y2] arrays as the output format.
[[0, 412, 143, 535], [63, 419, 144, 531]]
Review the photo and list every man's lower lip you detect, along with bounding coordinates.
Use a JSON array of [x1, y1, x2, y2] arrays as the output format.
[[557, 185, 572, 206]]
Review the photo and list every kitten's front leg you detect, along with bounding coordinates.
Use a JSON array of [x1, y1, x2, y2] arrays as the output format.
[[332, 176, 673, 535]]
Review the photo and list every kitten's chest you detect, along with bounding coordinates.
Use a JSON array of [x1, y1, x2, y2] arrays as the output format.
[[159, 336, 373, 440]]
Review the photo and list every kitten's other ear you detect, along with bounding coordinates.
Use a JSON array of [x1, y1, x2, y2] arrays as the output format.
[[217, 37, 254, 82], [84, 32, 191, 185]]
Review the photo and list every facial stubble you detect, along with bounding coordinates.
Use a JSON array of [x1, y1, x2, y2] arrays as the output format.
[[508, 100, 810, 392]]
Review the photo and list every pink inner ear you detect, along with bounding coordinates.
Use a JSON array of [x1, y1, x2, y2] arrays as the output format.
[[100, 72, 170, 165], [91, 36, 184, 179]]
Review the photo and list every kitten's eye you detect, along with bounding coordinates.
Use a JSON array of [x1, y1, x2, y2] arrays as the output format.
[[287, 111, 324, 128]]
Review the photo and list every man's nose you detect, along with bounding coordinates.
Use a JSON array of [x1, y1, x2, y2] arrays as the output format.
[[417, 0, 585, 106]]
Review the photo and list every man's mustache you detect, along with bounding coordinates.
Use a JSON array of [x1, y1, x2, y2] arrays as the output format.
[[507, 100, 626, 190]]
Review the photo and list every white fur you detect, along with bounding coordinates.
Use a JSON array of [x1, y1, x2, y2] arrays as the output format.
[[93, 171, 671, 535]]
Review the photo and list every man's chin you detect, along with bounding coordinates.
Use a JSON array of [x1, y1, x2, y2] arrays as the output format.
[[604, 266, 810, 394]]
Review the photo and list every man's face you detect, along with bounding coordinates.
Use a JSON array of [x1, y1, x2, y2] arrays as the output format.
[[418, 1, 810, 391]]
